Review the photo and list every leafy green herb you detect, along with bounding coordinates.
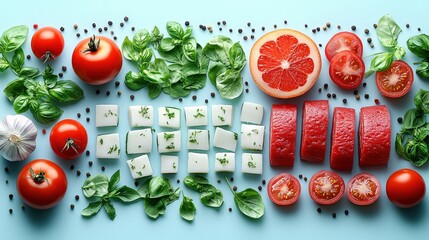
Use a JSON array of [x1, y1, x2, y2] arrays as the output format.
[[184, 175, 223, 208], [396, 89, 429, 167], [247, 161, 257, 168], [180, 191, 196, 221], [217, 154, 229, 165], [203, 36, 246, 99], [164, 132, 175, 141], [81, 171, 141, 220], [188, 130, 202, 144], [193, 108, 205, 118], [365, 15, 405, 77], [139, 106, 151, 119], [163, 107, 176, 119], [225, 177, 264, 219], [138, 176, 180, 219], [407, 34, 429, 79], [1, 26, 84, 124]]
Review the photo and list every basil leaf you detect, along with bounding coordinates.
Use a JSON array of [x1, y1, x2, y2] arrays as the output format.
[[200, 189, 223, 208], [133, 29, 151, 50], [19, 66, 39, 78], [203, 35, 233, 66], [414, 89, 429, 113], [151, 26, 163, 43], [103, 201, 116, 220], [82, 174, 109, 198], [125, 71, 147, 90], [208, 62, 226, 86], [160, 38, 176, 52], [369, 52, 394, 72], [13, 95, 30, 113], [0, 25, 28, 53], [144, 198, 166, 219], [226, 178, 264, 219], [404, 139, 429, 167], [48, 80, 84, 103], [395, 131, 408, 160], [393, 46, 406, 60], [114, 186, 141, 203], [183, 38, 197, 62], [30, 101, 63, 124], [403, 108, 425, 130], [108, 170, 120, 192], [184, 175, 209, 192], [42, 66, 58, 88], [413, 127, 429, 142], [180, 193, 196, 221], [184, 74, 206, 90], [166, 21, 185, 40], [164, 187, 181, 205], [216, 70, 243, 99], [0, 57, 9, 72], [3, 78, 25, 102], [163, 82, 191, 98], [407, 34, 429, 58], [229, 42, 247, 71], [417, 61, 429, 79], [137, 178, 150, 198], [148, 84, 162, 99], [183, 27, 192, 41], [376, 15, 402, 48], [148, 176, 172, 199], [122, 36, 138, 61], [11, 47, 24, 72], [81, 201, 103, 217]]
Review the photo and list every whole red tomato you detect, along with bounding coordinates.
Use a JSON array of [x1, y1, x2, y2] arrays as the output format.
[[72, 35, 122, 85], [386, 168, 425, 208], [17, 159, 68, 209], [31, 27, 64, 62], [50, 119, 88, 160]]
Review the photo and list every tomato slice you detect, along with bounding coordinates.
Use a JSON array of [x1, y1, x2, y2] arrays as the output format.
[[267, 173, 301, 206], [329, 50, 365, 89], [325, 32, 363, 62], [309, 170, 345, 205], [347, 173, 381, 206], [376, 60, 414, 98]]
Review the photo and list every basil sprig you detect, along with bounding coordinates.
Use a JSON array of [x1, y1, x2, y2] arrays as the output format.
[[225, 177, 264, 219], [365, 15, 405, 77], [407, 34, 429, 79], [396, 89, 429, 167], [1, 25, 84, 124], [81, 170, 141, 220], [184, 175, 223, 208], [179, 191, 196, 221]]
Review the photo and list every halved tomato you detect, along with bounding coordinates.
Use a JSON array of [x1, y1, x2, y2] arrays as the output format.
[[267, 173, 301, 206], [325, 31, 363, 62], [329, 50, 365, 89], [347, 173, 381, 206], [309, 170, 345, 205], [375, 60, 413, 98]]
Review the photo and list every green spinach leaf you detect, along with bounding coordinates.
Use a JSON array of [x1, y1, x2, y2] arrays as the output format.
[[180, 192, 196, 221]]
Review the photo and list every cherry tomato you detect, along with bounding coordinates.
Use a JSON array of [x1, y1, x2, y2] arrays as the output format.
[[376, 60, 413, 98], [50, 119, 88, 160], [309, 170, 345, 205], [347, 173, 381, 206], [72, 35, 122, 85], [386, 169, 425, 208], [329, 51, 365, 89], [17, 159, 67, 209], [267, 173, 301, 206], [325, 31, 363, 62], [31, 27, 64, 62]]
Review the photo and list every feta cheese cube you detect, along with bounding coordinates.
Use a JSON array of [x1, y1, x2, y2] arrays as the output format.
[[127, 154, 153, 179], [157, 131, 181, 153], [214, 152, 235, 172], [126, 128, 152, 154], [213, 127, 238, 152], [128, 105, 154, 127], [160, 155, 179, 174], [187, 129, 209, 151], [96, 133, 120, 159], [241, 153, 263, 174], [212, 105, 233, 126], [241, 102, 264, 124], [188, 152, 209, 173], [96, 105, 119, 127], [185, 106, 208, 127], [241, 124, 265, 150], [158, 107, 181, 129]]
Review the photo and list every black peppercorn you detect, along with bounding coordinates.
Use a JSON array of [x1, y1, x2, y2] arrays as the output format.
[[317, 207, 322, 213]]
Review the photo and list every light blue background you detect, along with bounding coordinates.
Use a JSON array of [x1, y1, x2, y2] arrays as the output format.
[[1, 0, 429, 239]]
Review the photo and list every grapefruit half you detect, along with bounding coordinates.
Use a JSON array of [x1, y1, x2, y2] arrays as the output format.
[[250, 29, 322, 99]]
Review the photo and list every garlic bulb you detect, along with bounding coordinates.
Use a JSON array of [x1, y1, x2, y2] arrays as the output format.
[[0, 115, 37, 161]]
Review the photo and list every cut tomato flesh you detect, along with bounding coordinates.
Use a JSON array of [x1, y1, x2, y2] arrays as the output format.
[[347, 173, 381, 205], [376, 60, 413, 98], [268, 173, 301, 206], [325, 31, 363, 62], [309, 170, 345, 205], [329, 51, 365, 89], [272, 178, 297, 200]]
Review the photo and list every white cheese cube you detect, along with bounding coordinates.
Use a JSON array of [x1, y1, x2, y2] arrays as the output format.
[[187, 129, 209, 151], [241, 153, 263, 174], [241, 124, 265, 150], [185, 106, 208, 127], [214, 152, 235, 172], [188, 152, 209, 173], [160, 155, 179, 174], [157, 131, 181, 153], [126, 128, 152, 154], [128, 105, 153, 127], [158, 107, 181, 129], [127, 154, 153, 179], [96, 105, 119, 127], [96, 133, 120, 159], [213, 127, 238, 152], [240, 102, 264, 124], [212, 105, 233, 126]]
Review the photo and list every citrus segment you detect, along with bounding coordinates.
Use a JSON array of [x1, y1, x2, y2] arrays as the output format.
[[250, 29, 321, 99]]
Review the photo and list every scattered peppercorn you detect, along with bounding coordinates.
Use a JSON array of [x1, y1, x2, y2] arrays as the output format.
[[101, 166, 106, 171], [324, 83, 328, 89], [243, 36, 248, 40], [217, 179, 221, 183], [367, 38, 372, 43], [106, 90, 111, 96], [192, 95, 197, 100], [205, 99, 208, 104], [86, 117, 90, 122], [5, 167, 9, 173], [60, 27, 65, 32], [108, 21, 113, 26], [130, 95, 135, 100], [364, 94, 369, 99], [363, 82, 367, 87], [319, 43, 322, 47], [312, 29, 316, 33], [124, 16, 129, 22], [322, 26, 327, 31], [70, 165, 75, 170], [70, 204, 75, 210], [351, 25, 356, 31], [77, 113, 81, 118], [406, 24, 410, 28], [134, 181, 139, 187], [304, 24, 308, 28], [120, 22, 124, 27], [251, 28, 255, 33], [75, 195, 80, 201], [9, 209, 13, 214], [21, 205, 25, 210], [84, 29, 88, 34], [298, 174, 302, 179], [92, 23, 96, 28], [233, 186, 237, 191], [327, 93, 332, 98], [26, 55, 31, 59], [76, 33, 81, 37], [317, 207, 322, 213], [238, 29, 243, 33], [250, 35, 254, 40], [345, 210, 349, 215], [318, 88, 322, 93], [316, 27, 320, 32], [326, 22, 331, 28], [370, 43, 374, 48], [332, 93, 337, 99], [211, 92, 215, 98], [96, 89, 101, 94], [397, 117, 403, 124], [176, 179, 180, 184], [98, 28, 102, 33], [42, 129, 47, 134], [418, 27, 421, 32], [131, 27, 135, 31], [364, 29, 369, 34], [355, 95, 361, 100], [274, 24, 277, 28], [258, 186, 262, 191], [228, 207, 232, 212], [337, 25, 341, 29], [245, 89, 249, 93], [5, 180, 8, 184], [374, 98, 380, 104], [353, 90, 358, 95], [332, 213, 337, 218], [222, 20, 226, 25], [88, 161, 93, 167], [373, 24, 377, 29], [229, 29, 233, 33], [73, 24, 78, 30], [77, 170, 81, 176], [86, 172, 91, 177], [58, 73, 63, 78], [110, 31, 114, 35], [304, 177, 307, 181], [245, 81, 249, 86], [230, 177, 234, 182], [262, 179, 266, 185], [9, 194, 13, 200], [85, 107, 90, 113], [247, 22, 251, 27], [343, 99, 347, 104]]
